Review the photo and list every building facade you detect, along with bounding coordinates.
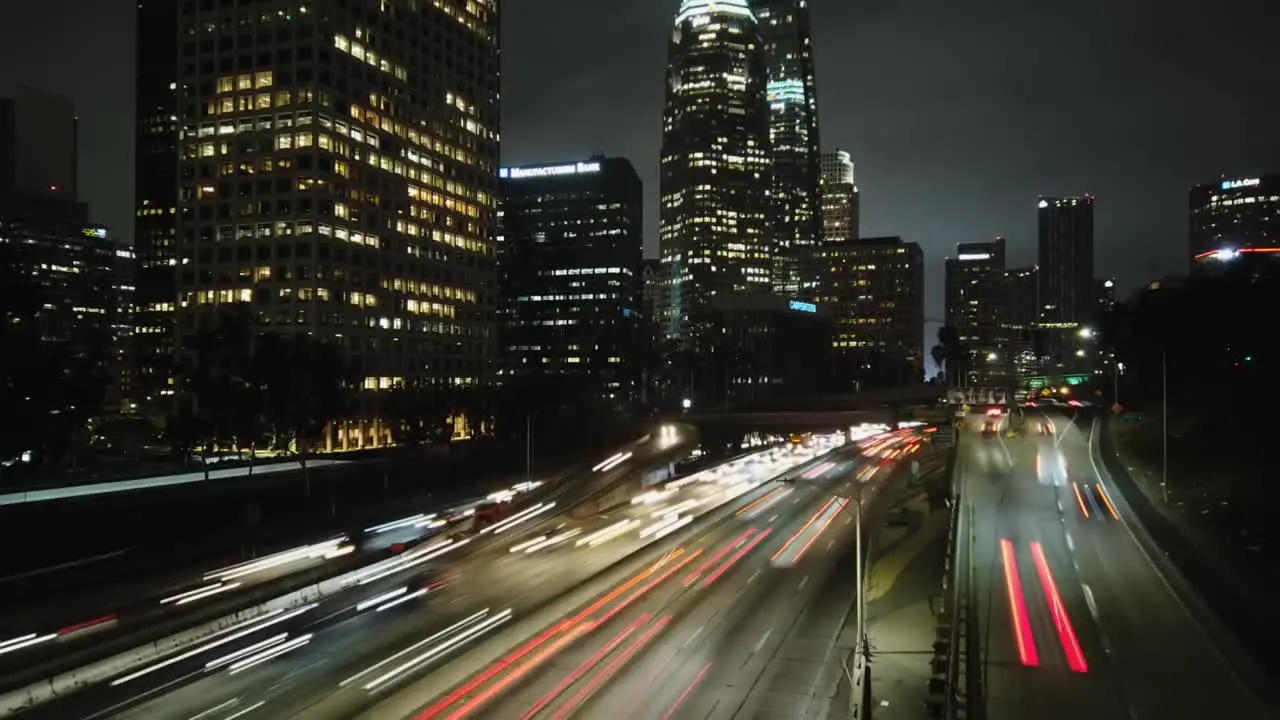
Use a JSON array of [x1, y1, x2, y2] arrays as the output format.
[[1189, 174, 1280, 277], [944, 238, 1007, 386], [807, 237, 924, 389], [753, 0, 822, 295], [172, 0, 501, 448], [133, 0, 180, 411], [1037, 195, 1094, 368], [703, 294, 833, 405], [497, 157, 643, 407], [819, 150, 858, 250], [1002, 266, 1039, 377], [660, 0, 773, 349]]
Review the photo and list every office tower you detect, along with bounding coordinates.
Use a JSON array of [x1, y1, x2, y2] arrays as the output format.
[[172, 0, 501, 446], [753, 0, 822, 294], [497, 157, 643, 407], [134, 0, 180, 409], [820, 150, 858, 247], [1002, 266, 1039, 377], [1, 91, 131, 411], [0, 88, 78, 201], [1037, 195, 1094, 367], [944, 238, 1007, 386], [660, 0, 772, 349], [808, 237, 924, 389], [1189, 175, 1280, 277]]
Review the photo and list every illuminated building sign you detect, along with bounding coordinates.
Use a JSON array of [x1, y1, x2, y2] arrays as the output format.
[[500, 161, 601, 180], [1221, 178, 1260, 190], [82, 227, 108, 240], [957, 253, 991, 261], [788, 299, 817, 313]]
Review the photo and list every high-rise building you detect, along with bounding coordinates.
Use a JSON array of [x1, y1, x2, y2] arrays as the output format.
[[808, 237, 924, 389], [172, 0, 501, 447], [944, 238, 1007, 386], [0, 88, 78, 202], [1189, 175, 1280, 277], [1037, 195, 1094, 367], [820, 150, 858, 248], [753, 0, 822, 294], [1002, 266, 1039, 377], [497, 157, 643, 407], [133, 0, 180, 409], [660, 0, 772, 349]]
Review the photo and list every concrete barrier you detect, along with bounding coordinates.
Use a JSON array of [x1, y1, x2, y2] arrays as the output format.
[[0, 579, 332, 717]]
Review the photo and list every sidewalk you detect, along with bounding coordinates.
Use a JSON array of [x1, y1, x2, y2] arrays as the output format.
[[825, 469, 949, 720]]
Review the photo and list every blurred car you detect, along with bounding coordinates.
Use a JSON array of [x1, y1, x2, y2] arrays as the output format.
[[1038, 422, 1053, 436], [982, 420, 997, 437]]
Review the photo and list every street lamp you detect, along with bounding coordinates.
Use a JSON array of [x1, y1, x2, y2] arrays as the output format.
[[681, 397, 692, 410], [1078, 327, 1094, 339], [985, 352, 998, 362], [1075, 349, 1086, 357]]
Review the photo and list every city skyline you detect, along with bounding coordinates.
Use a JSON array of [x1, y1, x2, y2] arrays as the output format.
[[3, 0, 1278, 330]]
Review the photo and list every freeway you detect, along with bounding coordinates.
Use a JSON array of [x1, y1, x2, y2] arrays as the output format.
[[0, 426, 696, 702], [962, 408, 1274, 719], [11, 429, 907, 719]]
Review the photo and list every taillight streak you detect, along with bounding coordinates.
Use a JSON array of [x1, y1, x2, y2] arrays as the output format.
[[790, 498, 848, 563], [445, 624, 592, 719], [517, 615, 651, 720], [1094, 483, 1120, 520], [684, 530, 755, 586], [549, 616, 674, 720], [661, 661, 713, 720], [1072, 483, 1089, 519], [1029, 542, 1088, 673], [703, 529, 773, 588], [772, 498, 836, 563], [999, 539, 1039, 666]]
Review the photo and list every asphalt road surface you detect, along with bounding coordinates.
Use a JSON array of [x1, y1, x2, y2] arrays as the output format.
[[962, 409, 1272, 720]]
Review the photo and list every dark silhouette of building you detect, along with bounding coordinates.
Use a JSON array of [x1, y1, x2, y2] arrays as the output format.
[[133, 0, 180, 411], [754, 0, 822, 294], [808, 237, 924, 389], [1189, 174, 1280, 278], [1, 90, 131, 411], [701, 294, 833, 406], [945, 238, 1007, 385], [660, 0, 772, 349], [169, 0, 501, 447], [1002, 266, 1039, 377], [1037, 195, 1095, 368], [497, 157, 643, 407]]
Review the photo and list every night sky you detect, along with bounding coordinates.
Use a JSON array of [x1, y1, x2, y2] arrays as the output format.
[[3, 0, 1278, 339]]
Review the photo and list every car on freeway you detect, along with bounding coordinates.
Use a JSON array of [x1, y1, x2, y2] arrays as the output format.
[[982, 420, 997, 438], [1038, 422, 1053, 436]]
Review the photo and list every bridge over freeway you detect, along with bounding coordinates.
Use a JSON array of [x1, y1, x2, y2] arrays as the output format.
[[679, 384, 951, 435]]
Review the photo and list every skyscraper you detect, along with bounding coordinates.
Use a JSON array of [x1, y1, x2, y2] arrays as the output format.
[[1188, 174, 1280, 277], [172, 0, 500, 447], [497, 157, 643, 407], [1037, 195, 1095, 367], [1002, 266, 1039, 377], [660, 0, 772, 349], [820, 150, 858, 247], [753, 0, 822, 294], [944, 238, 1007, 386], [133, 0, 179, 409]]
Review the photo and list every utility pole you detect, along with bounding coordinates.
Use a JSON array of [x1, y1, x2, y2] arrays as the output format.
[[525, 412, 533, 483], [1161, 349, 1169, 504]]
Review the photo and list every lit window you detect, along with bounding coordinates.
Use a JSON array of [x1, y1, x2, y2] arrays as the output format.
[[254, 71, 274, 88]]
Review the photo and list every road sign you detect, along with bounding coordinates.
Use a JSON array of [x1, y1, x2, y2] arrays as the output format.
[[934, 424, 956, 447]]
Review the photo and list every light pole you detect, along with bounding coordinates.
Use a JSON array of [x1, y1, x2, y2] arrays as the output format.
[[1161, 349, 1169, 504], [525, 412, 532, 483]]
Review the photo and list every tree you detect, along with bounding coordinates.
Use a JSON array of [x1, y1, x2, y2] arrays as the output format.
[[936, 326, 967, 386], [257, 334, 353, 490], [179, 307, 259, 477]]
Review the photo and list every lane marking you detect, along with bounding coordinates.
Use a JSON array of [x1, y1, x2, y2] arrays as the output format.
[[682, 626, 704, 649], [753, 628, 773, 654], [1065, 532, 1074, 553], [798, 575, 809, 590], [1082, 583, 1099, 620]]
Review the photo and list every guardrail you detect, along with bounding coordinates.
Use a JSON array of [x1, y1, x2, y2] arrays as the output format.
[[934, 435, 983, 720]]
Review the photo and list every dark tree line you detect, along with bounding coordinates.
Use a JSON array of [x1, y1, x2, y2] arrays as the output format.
[[165, 308, 354, 477], [1103, 273, 1280, 426]]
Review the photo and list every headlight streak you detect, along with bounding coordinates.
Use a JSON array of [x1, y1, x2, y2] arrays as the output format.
[[377, 587, 428, 611], [349, 538, 470, 586], [356, 586, 408, 612], [0, 633, 55, 656], [362, 609, 514, 691], [577, 519, 642, 548], [204, 633, 289, 670], [521, 528, 582, 553], [227, 633, 313, 675], [203, 538, 347, 582], [482, 502, 557, 536], [340, 609, 492, 688], [366, 514, 433, 534], [109, 604, 316, 686]]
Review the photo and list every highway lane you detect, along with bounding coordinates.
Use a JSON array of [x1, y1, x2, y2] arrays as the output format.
[[965, 408, 1272, 720], [13, 433, 860, 719], [359, 437, 921, 719], [0, 427, 694, 692]]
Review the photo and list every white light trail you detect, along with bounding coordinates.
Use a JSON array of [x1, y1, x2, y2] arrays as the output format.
[[340, 609, 492, 688]]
